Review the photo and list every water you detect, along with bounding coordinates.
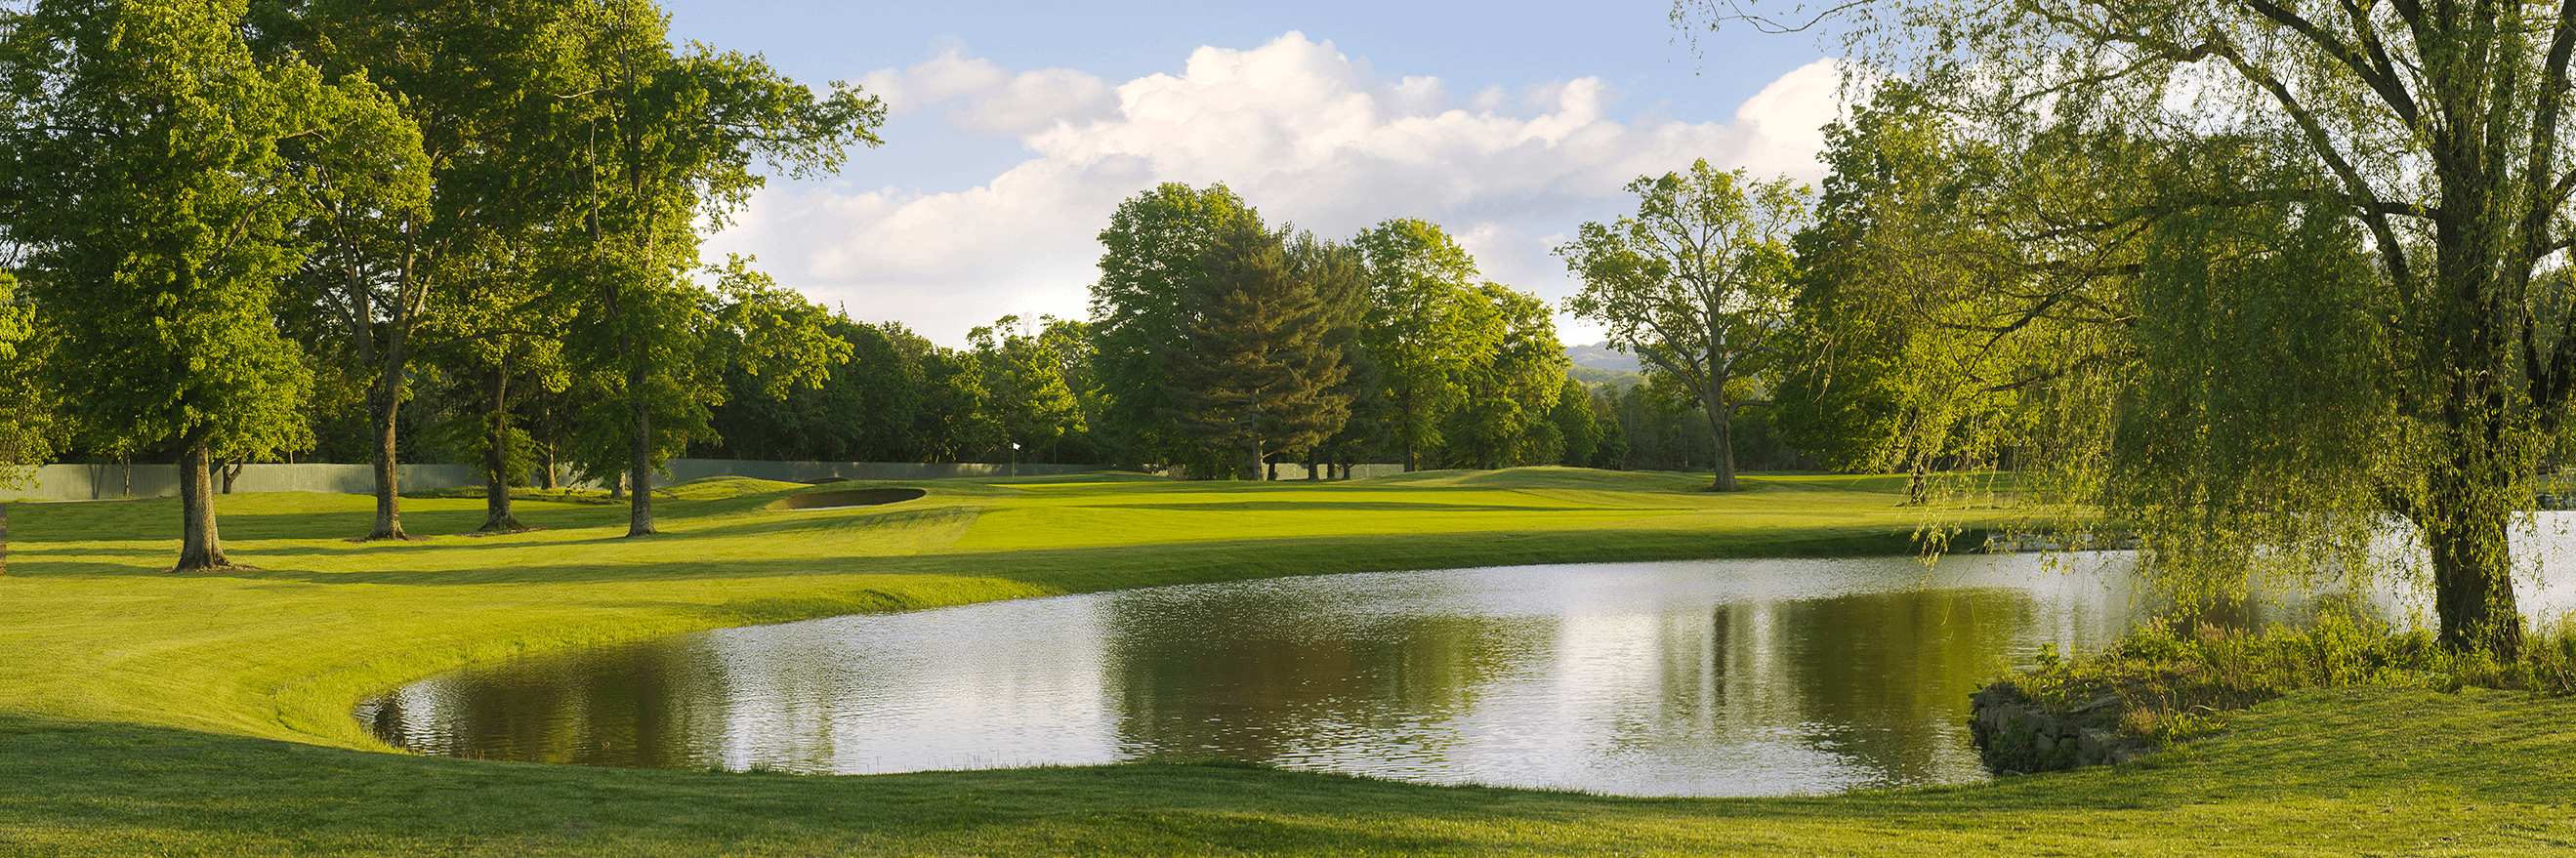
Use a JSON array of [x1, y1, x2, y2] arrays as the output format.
[[363, 552, 2189, 796]]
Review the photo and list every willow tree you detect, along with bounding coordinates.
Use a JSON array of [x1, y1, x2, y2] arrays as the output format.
[[0, 0, 319, 570], [1558, 161, 1811, 491], [1687, 0, 2576, 653], [1776, 86, 2050, 507]]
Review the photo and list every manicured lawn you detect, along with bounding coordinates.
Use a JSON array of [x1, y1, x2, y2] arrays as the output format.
[[0, 468, 2565, 855]]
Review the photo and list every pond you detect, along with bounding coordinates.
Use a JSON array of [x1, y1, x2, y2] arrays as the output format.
[[364, 552, 2177, 796], [361, 528, 2576, 797]]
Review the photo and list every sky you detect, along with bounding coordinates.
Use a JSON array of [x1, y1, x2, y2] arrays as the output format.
[[662, 1, 1843, 347]]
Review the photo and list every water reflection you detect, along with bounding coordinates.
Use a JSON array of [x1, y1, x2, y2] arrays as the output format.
[[367, 553, 2199, 795]]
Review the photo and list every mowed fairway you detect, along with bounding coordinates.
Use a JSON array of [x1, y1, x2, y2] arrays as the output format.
[[1, 468, 2568, 855]]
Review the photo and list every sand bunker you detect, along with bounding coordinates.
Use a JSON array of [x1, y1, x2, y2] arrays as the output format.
[[768, 487, 927, 511]]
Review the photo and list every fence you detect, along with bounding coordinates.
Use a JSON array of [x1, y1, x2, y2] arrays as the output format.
[[2, 459, 1104, 502]]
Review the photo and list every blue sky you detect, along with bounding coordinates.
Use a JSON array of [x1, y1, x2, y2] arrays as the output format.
[[662, 1, 1839, 347]]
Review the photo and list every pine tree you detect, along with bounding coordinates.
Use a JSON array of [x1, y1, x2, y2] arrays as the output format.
[[1164, 223, 1349, 479]]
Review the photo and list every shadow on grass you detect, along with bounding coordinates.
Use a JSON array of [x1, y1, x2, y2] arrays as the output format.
[[1059, 500, 1652, 513], [9, 520, 1927, 591]]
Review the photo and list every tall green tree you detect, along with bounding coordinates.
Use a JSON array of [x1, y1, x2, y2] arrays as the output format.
[[0, 0, 320, 569], [1090, 183, 1261, 469], [1355, 218, 1481, 470], [1438, 283, 1571, 470], [1298, 233, 1383, 478], [1164, 222, 1351, 479], [1559, 161, 1810, 491], [1036, 315, 1107, 464], [1549, 378, 1604, 468], [1775, 86, 2024, 505], [912, 346, 996, 464], [550, 0, 880, 536], [252, 0, 591, 540]]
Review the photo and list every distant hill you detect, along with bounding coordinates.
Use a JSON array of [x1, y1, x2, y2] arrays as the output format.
[[1565, 342, 1641, 375], [1567, 365, 1645, 390]]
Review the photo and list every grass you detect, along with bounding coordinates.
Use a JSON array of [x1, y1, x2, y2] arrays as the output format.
[[1993, 611, 2576, 751], [1, 467, 2570, 855]]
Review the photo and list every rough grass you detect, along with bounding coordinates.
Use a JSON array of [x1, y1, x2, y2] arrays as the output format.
[[1, 468, 2569, 855]]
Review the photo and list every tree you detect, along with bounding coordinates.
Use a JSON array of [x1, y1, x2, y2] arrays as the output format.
[[1298, 234, 1383, 479], [1356, 218, 1482, 471], [549, 0, 880, 536], [970, 314, 1083, 465], [1559, 160, 1810, 490], [1550, 379, 1605, 468], [0, 273, 59, 489], [1036, 316, 1107, 465], [1438, 283, 1572, 470], [0, 0, 320, 569], [1090, 183, 1261, 470], [1164, 222, 1351, 479], [1691, 0, 2576, 653], [253, 0, 590, 540], [912, 346, 996, 464], [1774, 85, 2025, 504]]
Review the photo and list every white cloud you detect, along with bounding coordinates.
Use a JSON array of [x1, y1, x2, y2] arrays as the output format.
[[708, 33, 1846, 347]]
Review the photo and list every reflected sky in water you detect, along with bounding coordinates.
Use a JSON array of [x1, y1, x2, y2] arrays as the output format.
[[365, 552, 2176, 796], [364, 518, 2576, 797]]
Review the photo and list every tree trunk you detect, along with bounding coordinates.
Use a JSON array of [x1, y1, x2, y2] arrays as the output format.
[[626, 365, 656, 536], [175, 442, 228, 571], [2421, 371, 2524, 655], [1706, 396, 1739, 492], [363, 372, 408, 539], [1399, 390, 1418, 471], [480, 368, 522, 532]]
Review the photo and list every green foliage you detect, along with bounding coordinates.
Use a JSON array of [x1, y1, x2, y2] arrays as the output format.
[[0, 273, 60, 483], [537, 0, 880, 533], [1559, 160, 1810, 490], [1549, 379, 1603, 468], [1163, 222, 1352, 478], [0, 0, 328, 561], [1703, 0, 2576, 656], [1356, 218, 1481, 470], [1434, 283, 1569, 470], [1090, 183, 1262, 468], [968, 314, 1083, 459]]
